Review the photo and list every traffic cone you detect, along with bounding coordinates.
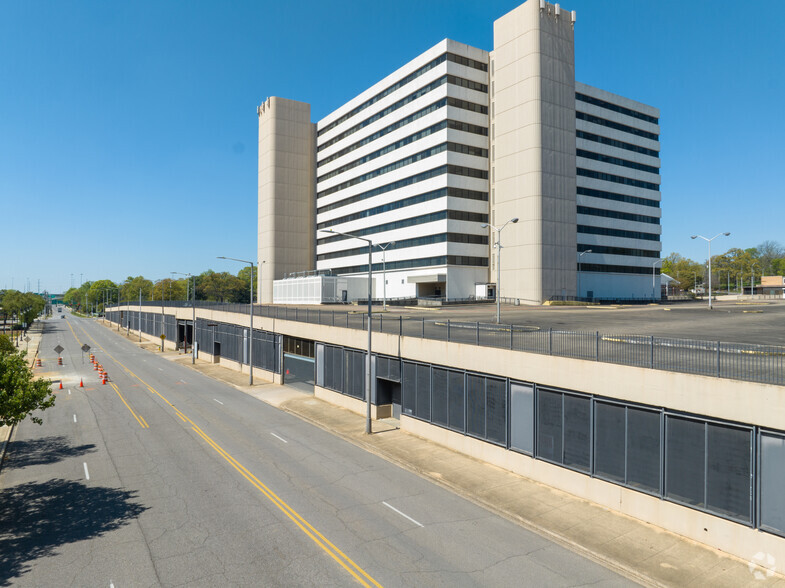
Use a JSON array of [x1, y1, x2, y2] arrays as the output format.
[[101, 376, 106, 385], [94, 363, 98, 370], [79, 378, 84, 387], [59, 381, 63, 389]]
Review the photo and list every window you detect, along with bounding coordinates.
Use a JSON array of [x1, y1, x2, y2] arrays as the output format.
[[577, 149, 659, 175], [577, 130, 659, 157], [577, 205, 660, 225], [577, 187, 659, 208], [576, 111, 659, 141], [576, 92, 659, 124], [577, 168, 659, 191], [665, 415, 752, 523]]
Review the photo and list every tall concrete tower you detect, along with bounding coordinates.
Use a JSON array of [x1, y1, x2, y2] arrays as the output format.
[[490, 0, 577, 304], [257, 97, 316, 303]]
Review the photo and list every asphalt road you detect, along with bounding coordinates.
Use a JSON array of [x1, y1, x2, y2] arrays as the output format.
[[0, 311, 634, 587]]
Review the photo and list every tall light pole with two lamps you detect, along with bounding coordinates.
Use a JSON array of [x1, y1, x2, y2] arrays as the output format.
[[172, 272, 197, 363], [321, 228, 374, 434], [481, 217, 518, 323], [375, 241, 395, 311], [578, 249, 592, 300], [217, 256, 256, 386], [690, 232, 730, 309]]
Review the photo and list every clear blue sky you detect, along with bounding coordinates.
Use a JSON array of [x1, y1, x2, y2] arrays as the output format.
[[2, 0, 782, 293]]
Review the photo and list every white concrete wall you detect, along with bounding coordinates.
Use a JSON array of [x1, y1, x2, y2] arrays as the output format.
[[258, 97, 316, 304], [491, 0, 578, 304]]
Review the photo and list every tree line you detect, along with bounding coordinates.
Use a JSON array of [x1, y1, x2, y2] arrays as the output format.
[[0, 290, 47, 340], [62, 267, 257, 312], [663, 240, 784, 293]]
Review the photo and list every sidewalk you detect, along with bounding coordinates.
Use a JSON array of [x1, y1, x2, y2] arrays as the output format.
[[1, 319, 46, 471], [121, 323, 784, 587]]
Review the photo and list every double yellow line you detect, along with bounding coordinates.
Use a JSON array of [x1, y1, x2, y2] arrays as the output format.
[[109, 381, 148, 428], [67, 319, 149, 429], [72, 318, 381, 587]]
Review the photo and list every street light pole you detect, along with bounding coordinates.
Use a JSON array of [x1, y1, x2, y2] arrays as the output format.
[[651, 259, 662, 300], [173, 272, 196, 363], [691, 232, 730, 310], [578, 249, 592, 300], [751, 262, 759, 296], [375, 242, 395, 311], [217, 257, 256, 385], [321, 229, 373, 434], [481, 218, 519, 323]]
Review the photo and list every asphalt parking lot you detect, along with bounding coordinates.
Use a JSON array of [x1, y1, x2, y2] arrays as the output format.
[[375, 299, 785, 346]]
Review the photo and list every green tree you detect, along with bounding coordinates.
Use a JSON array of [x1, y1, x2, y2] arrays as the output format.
[[152, 278, 187, 302], [197, 270, 245, 302], [0, 349, 56, 426], [0, 334, 15, 355], [237, 265, 258, 301], [119, 276, 153, 304], [756, 241, 785, 275], [88, 279, 118, 312]]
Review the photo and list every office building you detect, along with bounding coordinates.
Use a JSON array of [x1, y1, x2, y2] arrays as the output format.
[[258, 0, 661, 304]]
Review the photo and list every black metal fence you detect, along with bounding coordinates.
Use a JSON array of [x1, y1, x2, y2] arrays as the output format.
[[108, 302, 785, 386]]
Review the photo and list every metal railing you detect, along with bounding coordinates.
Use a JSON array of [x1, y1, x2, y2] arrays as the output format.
[[108, 301, 785, 386]]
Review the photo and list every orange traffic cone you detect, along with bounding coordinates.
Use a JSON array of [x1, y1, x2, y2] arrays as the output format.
[[59, 381, 63, 389], [94, 364, 98, 371], [79, 378, 84, 387], [101, 376, 106, 385]]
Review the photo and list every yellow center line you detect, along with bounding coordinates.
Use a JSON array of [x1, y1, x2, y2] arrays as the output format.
[[109, 382, 148, 429], [65, 318, 83, 346], [74, 318, 381, 586], [190, 427, 379, 588]]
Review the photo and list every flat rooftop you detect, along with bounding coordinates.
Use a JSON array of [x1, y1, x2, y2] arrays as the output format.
[[294, 299, 784, 347]]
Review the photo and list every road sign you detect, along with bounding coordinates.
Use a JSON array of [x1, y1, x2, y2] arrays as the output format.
[[81, 344, 91, 352], [54, 345, 64, 354], [24, 336, 30, 342]]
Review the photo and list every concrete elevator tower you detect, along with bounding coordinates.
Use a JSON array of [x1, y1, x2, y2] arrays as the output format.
[[490, 0, 578, 304], [257, 97, 316, 303]]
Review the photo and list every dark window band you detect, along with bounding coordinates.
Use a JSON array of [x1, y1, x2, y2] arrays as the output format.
[[576, 111, 659, 141], [579, 263, 662, 275], [577, 187, 659, 208], [318, 143, 487, 199], [317, 164, 487, 214], [576, 92, 659, 124], [317, 232, 488, 261], [577, 149, 659, 175], [318, 120, 487, 183], [318, 209, 488, 246], [327, 254, 488, 276], [318, 75, 487, 152], [577, 168, 659, 191], [319, 52, 487, 137], [317, 98, 488, 168], [317, 187, 487, 228], [578, 225, 660, 241], [577, 205, 660, 225], [577, 131, 659, 157], [578, 244, 660, 258]]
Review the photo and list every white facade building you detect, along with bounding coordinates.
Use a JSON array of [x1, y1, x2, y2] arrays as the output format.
[[315, 39, 491, 300], [257, 0, 662, 304]]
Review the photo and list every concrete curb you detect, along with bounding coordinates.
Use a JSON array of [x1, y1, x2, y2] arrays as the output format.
[[0, 424, 14, 474]]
